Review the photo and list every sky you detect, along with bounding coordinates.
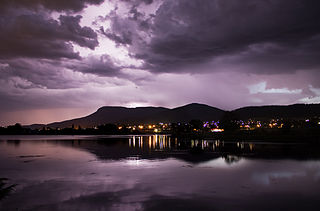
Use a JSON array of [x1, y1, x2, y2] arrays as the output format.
[[0, 0, 320, 126]]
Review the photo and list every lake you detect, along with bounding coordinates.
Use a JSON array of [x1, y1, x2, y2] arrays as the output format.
[[0, 135, 320, 210]]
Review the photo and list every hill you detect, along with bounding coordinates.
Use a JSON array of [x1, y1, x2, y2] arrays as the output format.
[[46, 103, 225, 128], [27, 103, 320, 129], [234, 104, 320, 120]]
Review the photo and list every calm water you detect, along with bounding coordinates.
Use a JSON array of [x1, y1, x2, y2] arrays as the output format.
[[0, 135, 320, 211]]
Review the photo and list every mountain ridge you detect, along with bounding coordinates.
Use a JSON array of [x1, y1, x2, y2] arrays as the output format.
[[27, 103, 320, 129]]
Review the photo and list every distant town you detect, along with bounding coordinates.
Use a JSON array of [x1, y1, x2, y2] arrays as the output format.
[[1, 117, 320, 140]]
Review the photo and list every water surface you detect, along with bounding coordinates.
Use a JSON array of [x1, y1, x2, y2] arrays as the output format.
[[0, 135, 320, 210]]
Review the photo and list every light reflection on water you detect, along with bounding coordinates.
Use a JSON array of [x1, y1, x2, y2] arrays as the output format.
[[128, 135, 255, 153], [0, 135, 320, 211]]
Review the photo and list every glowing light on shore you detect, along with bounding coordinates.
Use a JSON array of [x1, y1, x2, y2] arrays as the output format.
[[211, 128, 224, 132]]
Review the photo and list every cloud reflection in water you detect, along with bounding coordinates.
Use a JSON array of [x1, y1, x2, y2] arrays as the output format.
[[0, 136, 320, 210]]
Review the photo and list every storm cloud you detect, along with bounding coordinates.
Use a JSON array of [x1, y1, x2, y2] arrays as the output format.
[[0, 13, 98, 59], [107, 0, 320, 74], [0, 0, 104, 12], [0, 0, 320, 125]]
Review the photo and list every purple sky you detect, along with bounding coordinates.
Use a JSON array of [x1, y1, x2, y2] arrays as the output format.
[[1, 0, 320, 126]]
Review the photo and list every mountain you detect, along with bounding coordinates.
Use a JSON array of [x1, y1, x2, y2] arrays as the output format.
[[149, 103, 225, 123], [31, 103, 319, 129], [46, 103, 225, 128], [47, 106, 168, 128], [234, 104, 320, 120]]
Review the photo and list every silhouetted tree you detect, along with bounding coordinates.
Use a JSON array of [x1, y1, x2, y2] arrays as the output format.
[[97, 124, 118, 134], [189, 119, 202, 130], [6, 123, 24, 134], [219, 112, 240, 131]]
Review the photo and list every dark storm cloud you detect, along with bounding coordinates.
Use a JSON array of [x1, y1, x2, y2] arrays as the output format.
[[114, 0, 320, 74], [59, 15, 99, 49], [119, 0, 154, 6], [0, 59, 79, 89], [0, 13, 98, 60], [67, 55, 124, 77], [100, 26, 133, 45], [0, 55, 125, 90], [0, 0, 104, 12], [206, 37, 320, 75], [97, 3, 151, 47]]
